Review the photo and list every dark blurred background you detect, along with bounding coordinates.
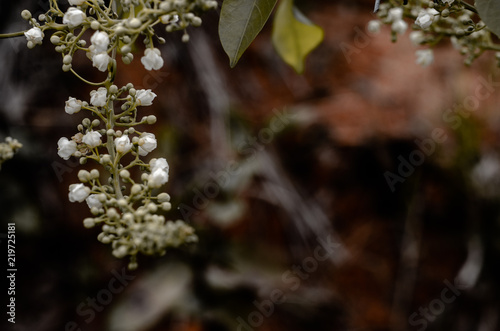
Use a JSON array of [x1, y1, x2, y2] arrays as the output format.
[[1, 0, 499, 330]]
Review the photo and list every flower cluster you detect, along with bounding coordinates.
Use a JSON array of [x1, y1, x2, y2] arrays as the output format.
[[21, 0, 217, 74], [56, 81, 200, 269], [369, 0, 498, 67], [0, 137, 22, 169], [8, 0, 219, 269]]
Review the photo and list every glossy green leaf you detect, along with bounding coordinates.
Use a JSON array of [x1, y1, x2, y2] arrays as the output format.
[[219, 0, 278, 67], [476, 0, 500, 38], [271, 0, 324, 74]]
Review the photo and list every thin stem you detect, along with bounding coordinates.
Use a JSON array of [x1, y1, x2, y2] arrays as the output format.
[[69, 68, 107, 86], [0, 31, 28, 38], [461, 1, 478, 14]]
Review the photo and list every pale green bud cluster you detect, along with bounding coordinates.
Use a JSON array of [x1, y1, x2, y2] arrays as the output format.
[[0, 137, 22, 169], [371, 0, 497, 67]]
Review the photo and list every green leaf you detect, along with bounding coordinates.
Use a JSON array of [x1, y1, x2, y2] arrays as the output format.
[[219, 0, 278, 67], [475, 0, 500, 38], [271, 0, 324, 74]]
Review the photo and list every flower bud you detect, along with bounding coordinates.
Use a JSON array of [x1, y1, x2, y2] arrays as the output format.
[[21, 10, 32, 20], [78, 170, 90, 182], [100, 154, 111, 164], [121, 45, 131, 54], [90, 169, 100, 179], [158, 193, 170, 202], [50, 35, 61, 44], [117, 199, 128, 207], [131, 184, 142, 195], [147, 115, 157, 124], [128, 18, 142, 29], [122, 53, 133, 64], [107, 208, 118, 219], [83, 218, 95, 228], [120, 169, 131, 178], [90, 20, 100, 30], [162, 202, 172, 211]]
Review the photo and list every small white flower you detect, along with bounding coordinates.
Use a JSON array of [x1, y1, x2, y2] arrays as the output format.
[[63, 7, 86, 28], [90, 87, 108, 107], [82, 131, 102, 148], [387, 8, 403, 22], [138, 133, 157, 156], [409, 31, 426, 46], [415, 9, 439, 29], [92, 52, 110, 72], [415, 49, 434, 67], [149, 168, 169, 188], [86, 194, 103, 209], [392, 20, 408, 35], [68, 183, 91, 203], [442, 0, 454, 5], [367, 20, 382, 34], [24, 27, 43, 45], [115, 135, 132, 153], [69, 0, 86, 5], [57, 137, 77, 160], [65, 97, 81, 114], [141, 48, 164, 70], [150, 157, 169, 172], [90, 31, 109, 53], [136, 89, 157, 106]]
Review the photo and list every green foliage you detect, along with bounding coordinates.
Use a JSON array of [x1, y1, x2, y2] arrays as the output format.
[[272, 0, 324, 74], [475, 0, 500, 38], [219, 0, 278, 67], [219, 0, 324, 73]]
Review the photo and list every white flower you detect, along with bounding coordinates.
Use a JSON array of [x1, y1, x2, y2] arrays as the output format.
[[141, 48, 164, 70], [63, 7, 86, 28], [90, 31, 109, 53], [136, 89, 157, 106], [68, 183, 90, 203], [57, 137, 77, 160], [65, 97, 81, 114], [69, 0, 86, 5], [138, 133, 157, 156], [115, 135, 132, 153], [409, 31, 425, 46], [415, 9, 438, 29], [387, 8, 403, 22], [24, 27, 43, 45], [150, 157, 169, 172], [442, 0, 454, 4], [92, 52, 110, 72], [392, 20, 408, 35], [86, 194, 103, 209], [415, 49, 434, 67], [149, 167, 169, 188], [90, 87, 108, 107], [149, 158, 169, 187], [82, 131, 102, 148], [367, 20, 382, 34]]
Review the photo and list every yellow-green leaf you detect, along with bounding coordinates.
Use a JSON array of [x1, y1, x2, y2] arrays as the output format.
[[272, 0, 324, 74], [219, 0, 278, 68]]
